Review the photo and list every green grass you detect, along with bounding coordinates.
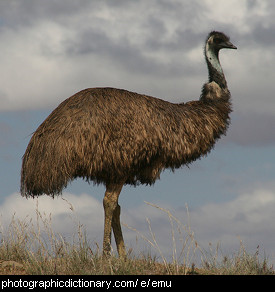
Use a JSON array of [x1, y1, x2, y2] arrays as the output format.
[[0, 203, 273, 275]]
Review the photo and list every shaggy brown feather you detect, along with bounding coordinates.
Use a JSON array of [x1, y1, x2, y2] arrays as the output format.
[[21, 83, 231, 197]]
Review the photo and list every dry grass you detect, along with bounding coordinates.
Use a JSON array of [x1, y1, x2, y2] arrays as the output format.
[[123, 202, 203, 274], [0, 201, 273, 275], [200, 241, 273, 275]]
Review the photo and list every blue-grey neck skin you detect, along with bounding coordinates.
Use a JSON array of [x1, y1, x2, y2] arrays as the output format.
[[205, 39, 227, 89]]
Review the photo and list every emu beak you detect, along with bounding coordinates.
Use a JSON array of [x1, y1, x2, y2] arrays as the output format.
[[222, 41, 237, 50]]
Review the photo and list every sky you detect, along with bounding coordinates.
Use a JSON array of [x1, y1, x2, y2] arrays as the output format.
[[1, 0, 275, 265]]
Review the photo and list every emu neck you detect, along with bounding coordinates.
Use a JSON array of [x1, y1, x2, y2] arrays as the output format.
[[205, 44, 227, 89]]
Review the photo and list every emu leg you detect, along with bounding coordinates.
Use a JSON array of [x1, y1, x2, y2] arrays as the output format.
[[102, 183, 125, 258], [112, 203, 126, 258]]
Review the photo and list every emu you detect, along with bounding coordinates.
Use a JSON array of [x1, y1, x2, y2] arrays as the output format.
[[21, 31, 236, 258]]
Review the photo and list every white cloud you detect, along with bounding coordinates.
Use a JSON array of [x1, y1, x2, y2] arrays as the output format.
[[203, 0, 269, 34], [187, 188, 275, 262], [0, 192, 103, 238], [0, 21, 78, 111]]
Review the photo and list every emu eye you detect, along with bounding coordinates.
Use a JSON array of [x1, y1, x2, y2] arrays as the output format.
[[214, 38, 223, 44]]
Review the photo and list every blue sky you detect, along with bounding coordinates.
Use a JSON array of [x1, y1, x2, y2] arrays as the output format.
[[1, 0, 275, 264]]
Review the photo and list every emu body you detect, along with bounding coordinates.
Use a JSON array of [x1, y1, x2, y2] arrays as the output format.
[[21, 31, 236, 258]]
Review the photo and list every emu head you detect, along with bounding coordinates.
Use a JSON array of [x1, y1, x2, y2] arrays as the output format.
[[206, 31, 237, 55]]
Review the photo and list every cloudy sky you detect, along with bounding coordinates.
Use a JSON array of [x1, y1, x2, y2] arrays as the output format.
[[1, 0, 275, 264]]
